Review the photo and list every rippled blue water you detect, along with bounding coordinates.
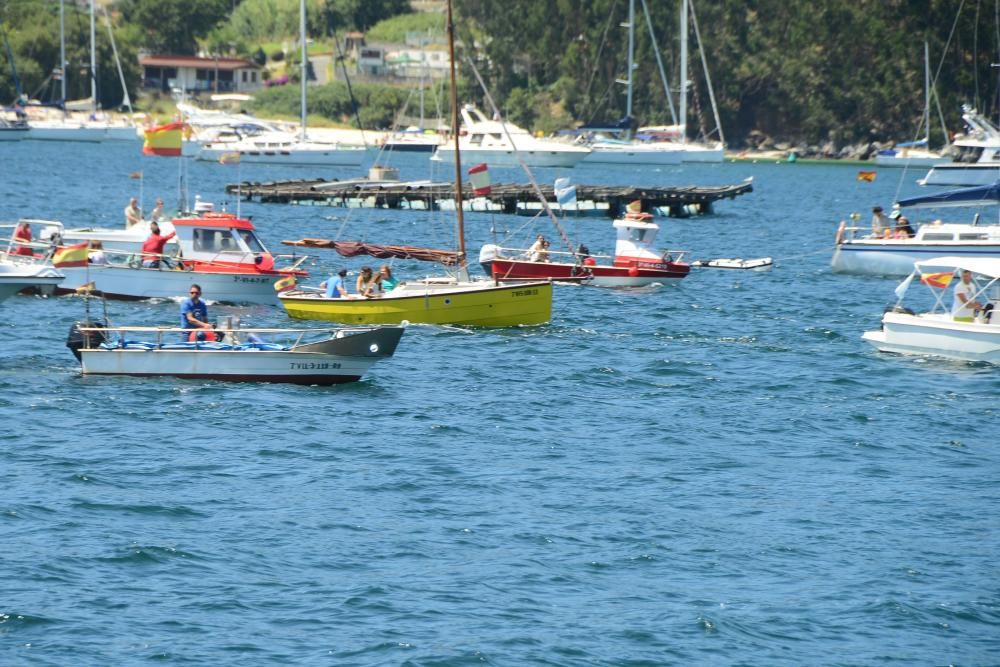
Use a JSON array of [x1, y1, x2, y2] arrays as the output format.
[[1, 142, 998, 665]]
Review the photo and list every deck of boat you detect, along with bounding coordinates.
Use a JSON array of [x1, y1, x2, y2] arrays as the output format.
[[224, 178, 753, 217]]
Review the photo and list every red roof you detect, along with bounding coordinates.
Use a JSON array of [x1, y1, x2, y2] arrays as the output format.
[[140, 55, 260, 71]]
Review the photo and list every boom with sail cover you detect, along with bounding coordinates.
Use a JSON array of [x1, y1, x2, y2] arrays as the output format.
[[896, 180, 1000, 209]]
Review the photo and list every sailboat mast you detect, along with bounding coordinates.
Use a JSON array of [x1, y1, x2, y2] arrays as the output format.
[[446, 0, 466, 261], [626, 0, 635, 123], [679, 0, 688, 144], [59, 0, 65, 103], [924, 41, 931, 143], [299, 0, 307, 142], [89, 0, 96, 113]]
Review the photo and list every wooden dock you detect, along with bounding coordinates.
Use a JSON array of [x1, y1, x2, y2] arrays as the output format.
[[225, 177, 753, 217]]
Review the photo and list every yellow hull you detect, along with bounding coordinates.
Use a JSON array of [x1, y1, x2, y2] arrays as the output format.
[[279, 280, 553, 327]]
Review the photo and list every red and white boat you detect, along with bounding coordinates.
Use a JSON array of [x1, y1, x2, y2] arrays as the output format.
[[479, 210, 690, 287], [52, 203, 309, 304]]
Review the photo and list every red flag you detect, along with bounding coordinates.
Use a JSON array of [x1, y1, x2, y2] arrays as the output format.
[[468, 163, 491, 196], [143, 122, 184, 157], [857, 170, 876, 182]]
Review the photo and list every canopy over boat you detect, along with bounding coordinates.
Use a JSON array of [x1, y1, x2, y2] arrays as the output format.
[[896, 180, 1000, 209], [283, 238, 463, 266], [913, 255, 1000, 279]]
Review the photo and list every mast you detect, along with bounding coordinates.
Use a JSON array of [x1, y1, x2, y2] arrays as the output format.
[[678, 0, 688, 144], [923, 41, 931, 144], [625, 0, 635, 124], [446, 0, 466, 262], [59, 0, 65, 103], [299, 0, 307, 142], [89, 0, 97, 113]]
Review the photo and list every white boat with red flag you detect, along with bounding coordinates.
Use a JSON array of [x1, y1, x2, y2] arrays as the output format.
[[51, 202, 309, 304], [480, 202, 690, 287]]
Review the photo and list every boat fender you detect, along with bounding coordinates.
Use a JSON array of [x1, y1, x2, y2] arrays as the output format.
[[835, 220, 846, 245], [188, 330, 219, 342], [255, 253, 275, 271]]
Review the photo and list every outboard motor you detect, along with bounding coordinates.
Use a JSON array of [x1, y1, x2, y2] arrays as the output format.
[[66, 320, 107, 362]]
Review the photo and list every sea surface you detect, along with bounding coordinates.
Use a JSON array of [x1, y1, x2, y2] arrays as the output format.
[[1, 141, 998, 666]]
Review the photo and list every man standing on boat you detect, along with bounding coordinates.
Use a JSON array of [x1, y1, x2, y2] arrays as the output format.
[[124, 198, 142, 228], [181, 284, 215, 340], [141, 222, 177, 268]]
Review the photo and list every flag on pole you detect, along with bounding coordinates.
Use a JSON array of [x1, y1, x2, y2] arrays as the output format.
[[142, 122, 184, 157], [893, 272, 915, 301], [554, 177, 577, 207], [857, 170, 877, 182], [219, 151, 241, 165], [52, 242, 89, 268], [920, 271, 954, 288], [273, 275, 298, 292], [468, 163, 491, 196]]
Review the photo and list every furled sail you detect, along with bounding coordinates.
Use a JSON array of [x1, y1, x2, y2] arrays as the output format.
[[283, 238, 462, 265]]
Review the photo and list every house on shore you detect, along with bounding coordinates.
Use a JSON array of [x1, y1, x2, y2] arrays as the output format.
[[139, 55, 264, 95]]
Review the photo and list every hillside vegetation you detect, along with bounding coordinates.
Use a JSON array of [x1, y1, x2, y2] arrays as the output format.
[[1, 0, 997, 148]]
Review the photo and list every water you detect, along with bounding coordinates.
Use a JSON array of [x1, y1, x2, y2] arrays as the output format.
[[1, 143, 998, 665]]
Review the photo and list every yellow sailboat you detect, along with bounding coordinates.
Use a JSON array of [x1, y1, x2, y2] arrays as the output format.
[[277, 0, 552, 327]]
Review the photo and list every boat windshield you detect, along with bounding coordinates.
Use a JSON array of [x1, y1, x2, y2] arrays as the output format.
[[193, 228, 240, 253], [236, 229, 267, 253]]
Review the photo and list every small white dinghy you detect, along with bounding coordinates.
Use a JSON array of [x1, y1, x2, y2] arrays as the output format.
[[691, 257, 773, 270], [66, 319, 405, 385]]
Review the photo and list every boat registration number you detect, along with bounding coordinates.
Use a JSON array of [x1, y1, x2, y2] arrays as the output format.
[[511, 288, 539, 297], [232, 276, 271, 284], [290, 362, 342, 370]]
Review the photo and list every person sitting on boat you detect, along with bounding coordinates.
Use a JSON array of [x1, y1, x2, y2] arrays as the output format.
[[141, 222, 177, 268], [12, 221, 34, 256], [87, 240, 108, 265], [952, 270, 987, 322], [181, 284, 216, 341], [322, 268, 349, 298], [528, 235, 549, 262], [871, 206, 891, 238], [892, 216, 915, 239], [577, 244, 597, 267], [377, 264, 398, 293], [124, 197, 142, 228], [356, 266, 378, 298], [149, 198, 165, 224]]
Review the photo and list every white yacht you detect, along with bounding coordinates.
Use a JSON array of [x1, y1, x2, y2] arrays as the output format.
[[431, 104, 591, 168], [919, 106, 1000, 186]]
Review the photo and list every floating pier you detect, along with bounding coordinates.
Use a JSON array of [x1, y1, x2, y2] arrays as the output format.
[[225, 177, 753, 217]]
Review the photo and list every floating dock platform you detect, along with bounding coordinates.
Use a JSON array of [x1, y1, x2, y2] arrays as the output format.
[[225, 177, 753, 217]]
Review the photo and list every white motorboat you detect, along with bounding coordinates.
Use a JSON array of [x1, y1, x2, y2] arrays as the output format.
[[66, 319, 405, 385], [862, 256, 1000, 364], [832, 181, 1000, 276], [50, 203, 309, 304], [0, 257, 63, 302], [580, 135, 684, 165], [918, 106, 1000, 186], [431, 104, 591, 168]]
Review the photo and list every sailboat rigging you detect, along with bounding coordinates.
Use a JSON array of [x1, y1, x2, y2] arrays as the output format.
[[276, 0, 553, 327]]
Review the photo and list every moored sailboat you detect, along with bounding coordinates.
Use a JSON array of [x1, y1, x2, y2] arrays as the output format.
[[278, 0, 552, 327]]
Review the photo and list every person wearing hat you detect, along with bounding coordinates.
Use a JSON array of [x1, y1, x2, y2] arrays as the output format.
[[323, 268, 349, 298], [871, 206, 891, 238]]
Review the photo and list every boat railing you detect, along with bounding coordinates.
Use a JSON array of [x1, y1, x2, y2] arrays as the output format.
[[76, 324, 392, 350], [494, 245, 609, 262]]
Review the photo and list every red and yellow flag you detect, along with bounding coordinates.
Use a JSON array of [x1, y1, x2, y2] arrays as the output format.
[[273, 275, 298, 292], [920, 271, 953, 288], [857, 170, 877, 182], [142, 122, 184, 157], [52, 242, 89, 268]]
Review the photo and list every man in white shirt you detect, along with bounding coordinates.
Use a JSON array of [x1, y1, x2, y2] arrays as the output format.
[[951, 270, 984, 320]]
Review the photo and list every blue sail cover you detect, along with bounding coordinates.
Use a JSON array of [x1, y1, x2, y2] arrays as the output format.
[[577, 116, 633, 132], [896, 180, 1000, 209]]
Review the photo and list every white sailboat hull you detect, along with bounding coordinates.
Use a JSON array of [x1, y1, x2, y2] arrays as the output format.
[[197, 143, 368, 166], [832, 240, 1000, 276], [582, 142, 683, 165], [432, 145, 589, 168], [918, 163, 1000, 187]]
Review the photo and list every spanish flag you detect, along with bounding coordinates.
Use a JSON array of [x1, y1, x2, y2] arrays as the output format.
[[857, 170, 877, 182], [219, 151, 241, 165], [273, 275, 298, 292], [920, 271, 953, 288], [52, 242, 89, 268], [143, 122, 184, 157]]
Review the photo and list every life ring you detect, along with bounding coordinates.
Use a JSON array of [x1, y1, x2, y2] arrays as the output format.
[[188, 330, 218, 342], [835, 220, 846, 245]]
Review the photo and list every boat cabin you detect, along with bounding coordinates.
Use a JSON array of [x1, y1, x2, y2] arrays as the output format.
[[172, 204, 277, 272], [612, 214, 662, 262]]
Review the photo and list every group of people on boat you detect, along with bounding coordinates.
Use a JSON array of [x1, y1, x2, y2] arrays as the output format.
[[871, 206, 915, 239], [124, 197, 165, 228], [321, 264, 397, 299]]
